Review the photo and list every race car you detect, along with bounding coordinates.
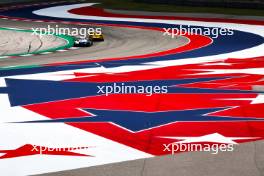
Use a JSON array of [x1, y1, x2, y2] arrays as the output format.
[[89, 32, 104, 41], [73, 37, 93, 47]]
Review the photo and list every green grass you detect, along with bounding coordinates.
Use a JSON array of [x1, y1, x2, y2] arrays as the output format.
[[90, 0, 264, 16]]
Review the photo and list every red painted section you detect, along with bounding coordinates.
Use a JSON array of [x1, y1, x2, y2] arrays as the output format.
[[23, 56, 264, 155], [62, 56, 264, 84], [23, 92, 264, 155], [0, 144, 91, 159], [69, 7, 264, 25], [24, 93, 257, 118]]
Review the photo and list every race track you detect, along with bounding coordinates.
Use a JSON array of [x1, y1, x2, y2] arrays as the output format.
[[0, 28, 67, 56], [0, 19, 188, 67]]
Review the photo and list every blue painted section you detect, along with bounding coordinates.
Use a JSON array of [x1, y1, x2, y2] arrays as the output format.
[[0, 77, 251, 107]]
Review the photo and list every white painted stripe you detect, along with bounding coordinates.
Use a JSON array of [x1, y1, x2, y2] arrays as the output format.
[[0, 78, 6, 87], [0, 56, 9, 59], [40, 52, 53, 55], [2, 27, 24, 30], [68, 47, 79, 50], [1, 65, 18, 69], [20, 54, 34, 57]]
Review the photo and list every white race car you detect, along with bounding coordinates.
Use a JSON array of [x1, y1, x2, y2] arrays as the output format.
[[74, 37, 93, 47]]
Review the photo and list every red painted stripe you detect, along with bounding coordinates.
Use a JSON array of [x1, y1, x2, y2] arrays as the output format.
[[69, 7, 264, 25], [23, 93, 264, 155]]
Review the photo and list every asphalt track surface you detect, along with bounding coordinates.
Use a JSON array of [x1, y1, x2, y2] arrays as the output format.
[[0, 3, 263, 176], [0, 19, 189, 67], [0, 29, 66, 56], [37, 140, 264, 176]]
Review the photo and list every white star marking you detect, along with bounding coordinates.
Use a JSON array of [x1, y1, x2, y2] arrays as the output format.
[[193, 68, 264, 75], [158, 133, 259, 144], [217, 94, 264, 104]]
